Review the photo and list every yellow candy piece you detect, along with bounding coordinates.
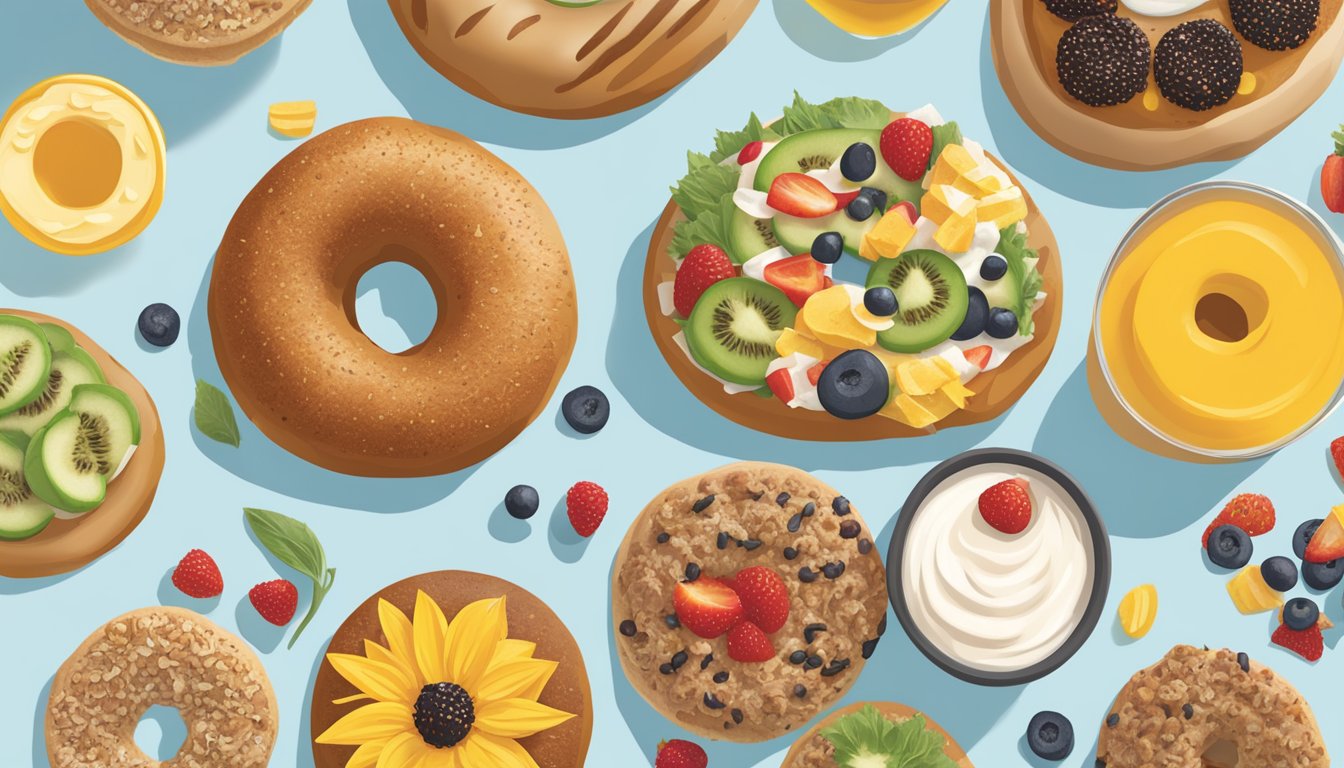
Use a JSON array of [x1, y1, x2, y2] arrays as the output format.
[[920, 184, 976, 226], [977, 186, 1028, 230], [801, 286, 876, 349], [1238, 72, 1257, 96], [895, 358, 953, 396], [1118, 584, 1158, 639], [1227, 566, 1283, 615], [269, 100, 317, 138], [862, 210, 918, 260], [934, 210, 977, 253], [1142, 85, 1161, 112]]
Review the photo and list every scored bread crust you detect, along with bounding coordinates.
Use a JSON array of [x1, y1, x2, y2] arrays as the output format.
[[387, 0, 758, 119], [84, 0, 312, 66], [643, 115, 1062, 441], [781, 701, 974, 768], [0, 310, 164, 579]]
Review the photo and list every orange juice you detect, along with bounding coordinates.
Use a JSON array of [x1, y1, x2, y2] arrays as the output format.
[[1090, 182, 1344, 460], [804, 0, 949, 36]]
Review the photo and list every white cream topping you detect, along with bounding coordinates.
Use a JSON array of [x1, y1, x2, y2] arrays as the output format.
[[765, 353, 824, 410], [1119, 0, 1210, 16]]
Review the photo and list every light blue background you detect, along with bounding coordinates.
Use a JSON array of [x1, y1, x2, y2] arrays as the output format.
[[2, 1, 1342, 766]]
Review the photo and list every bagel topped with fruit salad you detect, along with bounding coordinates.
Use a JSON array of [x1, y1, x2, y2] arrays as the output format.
[[643, 95, 1061, 440]]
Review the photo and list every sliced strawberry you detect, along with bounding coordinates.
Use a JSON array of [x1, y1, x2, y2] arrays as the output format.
[[673, 578, 743, 639], [673, 244, 736, 318], [1304, 506, 1344, 564], [833, 190, 861, 210], [1324, 154, 1344, 214], [731, 566, 790, 633], [765, 367, 795, 403], [764, 255, 828, 307], [738, 141, 764, 165], [1201, 493, 1276, 547], [891, 200, 918, 224], [767, 173, 838, 219], [1330, 436, 1344, 480], [1271, 622, 1324, 662], [807, 360, 829, 387], [726, 620, 775, 663], [978, 478, 1033, 535], [963, 345, 992, 370]]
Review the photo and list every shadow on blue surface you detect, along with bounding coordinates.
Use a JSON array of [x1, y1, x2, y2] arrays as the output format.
[[1033, 361, 1264, 538], [0, 567, 80, 595], [344, 0, 667, 149], [0, 234, 139, 298], [549, 497, 592, 563], [607, 222, 1000, 469], [488, 500, 533, 544], [974, 10, 1237, 210], [771, 0, 941, 62], [30, 675, 52, 768], [185, 256, 476, 513], [235, 592, 286, 654], [295, 641, 330, 768]]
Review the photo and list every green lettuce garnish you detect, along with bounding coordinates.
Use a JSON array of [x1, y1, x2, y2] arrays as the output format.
[[999, 224, 1044, 336], [670, 151, 738, 219], [669, 194, 735, 262], [776, 92, 890, 136], [820, 706, 958, 768], [709, 113, 780, 164]]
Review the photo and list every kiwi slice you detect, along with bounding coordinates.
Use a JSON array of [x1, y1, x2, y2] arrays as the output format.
[[685, 278, 797, 386], [0, 348, 105, 436], [728, 207, 780, 264], [38, 323, 77, 355], [753, 128, 925, 207], [24, 383, 139, 514], [774, 209, 881, 259], [0, 432, 53, 541], [866, 250, 969, 353], [0, 316, 53, 417]]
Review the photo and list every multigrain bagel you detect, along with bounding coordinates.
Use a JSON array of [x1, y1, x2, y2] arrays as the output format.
[[46, 607, 278, 768], [387, 0, 759, 119], [209, 118, 577, 477], [84, 0, 312, 66], [1097, 645, 1329, 767]]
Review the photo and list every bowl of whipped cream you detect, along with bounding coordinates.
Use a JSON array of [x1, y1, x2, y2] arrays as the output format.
[[887, 448, 1111, 685]]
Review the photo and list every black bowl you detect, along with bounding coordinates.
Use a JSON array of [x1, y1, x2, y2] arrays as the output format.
[[886, 448, 1112, 686]]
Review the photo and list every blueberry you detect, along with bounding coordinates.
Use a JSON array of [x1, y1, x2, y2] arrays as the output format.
[[846, 194, 875, 222], [857, 186, 888, 212], [950, 287, 989, 341], [1206, 525, 1252, 569], [1293, 519, 1323, 560], [986, 307, 1018, 339], [840, 142, 877, 182], [863, 287, 898, 317], [980, 255, 1008, 281], [811, 232, 844, 265], [1282, 597, 1319, 631], [1026, 711, 1074, 761], [560, 385, 609, 434], [1260, 556, 1298, 592], [137, 303, 180, 347], [817, 349, 890, 420], [504, 485, 539, 519], [1302, 558, 1342, 590]]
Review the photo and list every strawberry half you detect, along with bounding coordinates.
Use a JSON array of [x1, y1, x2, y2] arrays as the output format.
[[1323, 126, 1344, 214], [1201, 493, 1276, 547], [673, 244, 735, 318], [1271, 622, 1324, 662], [767, 173, 838, 218], [880, 118, 934, 182], [1330, 436, 1344, 480], [731, 565, 790, 633], [726, 620, 775, 663], [673, 577, 743, 639], [764, 254, 828, 307], [1304, 505, 1344, 564], [978, 478, 1033, 535]]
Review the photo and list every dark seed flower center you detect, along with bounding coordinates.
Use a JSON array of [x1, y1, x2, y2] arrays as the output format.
[[413, 682, 475, 749]]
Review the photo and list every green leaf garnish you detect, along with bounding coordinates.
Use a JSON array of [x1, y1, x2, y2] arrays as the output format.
[[245, 507, 336, 649], [1332, 124, 1344, 156], [821, 706, 958, 768], [928, 121, 963, 170], [194, 379, 240, 447], [669, 193, 735, 260], [709, 113, 779, 164], [670, 151, 739, 222], [998, 224, 1043, 336], [816, 96, 891, 130]]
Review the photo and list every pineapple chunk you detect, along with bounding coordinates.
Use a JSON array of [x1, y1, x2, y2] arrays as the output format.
[[920, 184, 977, 226], [861, 211, 918, 260], [895, 359, 953, 396], [934, 209, 977, 253], [940, 378, 975, 409], [880, 392, 940, 428], [1226, 566, 1284, 614], [978, 186, 1028, 229], [776, 328, 826, 360], [929, 144, 979, 188]]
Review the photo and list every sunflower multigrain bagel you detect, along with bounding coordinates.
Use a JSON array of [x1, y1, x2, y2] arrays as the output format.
[[46, 607, 278, 768], [84, 0, 312, 66], [1097, 645, 1329, 768], [387, 0, 759, 119], [209, 118, 577, 477], [612, 463, 888, 742]]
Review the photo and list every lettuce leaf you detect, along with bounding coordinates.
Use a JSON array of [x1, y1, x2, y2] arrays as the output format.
[[669, 193, 735, 260], [709, 113, 779, 164], [999, 224, 1044, 336], [670, 151, 739, 221], [821, 706, 958, 768], [776, 92, 890, 136]]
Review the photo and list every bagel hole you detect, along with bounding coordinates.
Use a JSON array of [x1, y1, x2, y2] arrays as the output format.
[[33, 119, 123, 209], [134, 705, 187, 761], [1202, 738, 1239, 767], [354, 260, 438, 353]]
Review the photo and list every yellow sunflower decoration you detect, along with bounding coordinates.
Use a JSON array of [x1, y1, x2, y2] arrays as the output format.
[[317, 591, 575, 768]]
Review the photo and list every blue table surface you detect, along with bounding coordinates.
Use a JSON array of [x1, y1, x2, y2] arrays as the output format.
[[2, 1, 1342, 766]]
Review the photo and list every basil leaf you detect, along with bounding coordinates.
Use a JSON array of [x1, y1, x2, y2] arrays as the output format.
[[244, 507, 336, 648], [194, 380, 240, 447]]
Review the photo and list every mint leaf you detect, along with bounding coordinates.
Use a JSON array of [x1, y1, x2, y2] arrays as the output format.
[[669, 193, 734, 260], [929, 121, 963, 169], [822, 706, 957, 768], [710, 113, 779, 164], [670, 151, 739, 221], [999, 224, 1043, 336], [1333, 124, 1344, 156], [817, 96, 891, 130], [194, 380, 240, 447], [245, 508, 336, 649]]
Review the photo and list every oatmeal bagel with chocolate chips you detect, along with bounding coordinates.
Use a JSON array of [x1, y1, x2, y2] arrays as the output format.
[[46, 607, 278, 768], [387, 0, 759, 119], [612, 462, 888, 742], [1097, 645, 1329, 767], [85, 0, 312, 66]]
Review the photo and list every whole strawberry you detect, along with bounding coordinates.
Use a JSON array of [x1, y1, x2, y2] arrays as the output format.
[[731, 565, 790, 633], [1201, 493, 1275, 547], [673, 244, 735, 318], [1330, 436, 1344, 480], [880, 118, 934, 181], [655, 739, 708, 768], [1322, 126, 1344, 214], [249, 579, 299, 626], [978, 478, 1033, 534], [171, 549, 223, 599], [566, 481, 609, 537]]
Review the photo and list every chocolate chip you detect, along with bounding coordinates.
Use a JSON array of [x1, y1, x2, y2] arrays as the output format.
[[684, 563, 701, 581], [751, 491, 764, 501], [861, 638, 878, 659], [731, 708, 744, 724], [1237, 652, 1249, 672], [805, 655, 822, 669], [671, 651, 688, 670], [793, 684, 807, 698], [821, 658, 851, 677], [1182, 704, 1193, 719], [878, 615, 888, 636], [802, 502, 816, 518], [798, 567, 818, 583], [803, 623, 827, 644], [692, 495, 715, 513], [713, 671, 729, 684], [716, 532, 730, 550], [787, 513, 803, 533], [833, 497, 851, 516], [858, 538, 873, 555], [619, 620, 637, 637], [703, 692, 726, 709], [822, 561, 846, 579], [839, 520, 861, 539], [1106, 713, 1119, 728], [1161, 705, 1172, 718], [783, 547, 799, 560], [656, 532, 670, 544], [789, 651, 807, 665], [739, 539, 762, 551], [659, 663, 673, 675], [665, 615, 680, 630], [776, 492, 791, 506], [701, 654, 714, 670]]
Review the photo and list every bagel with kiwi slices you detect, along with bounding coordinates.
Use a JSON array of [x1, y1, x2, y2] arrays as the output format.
[[0, 310, 163, 578], [644, 95, 1061, 440]]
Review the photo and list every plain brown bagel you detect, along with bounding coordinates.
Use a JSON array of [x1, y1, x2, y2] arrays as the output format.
[[209, 118, 577, 477], [387, 0, 759, 119]]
